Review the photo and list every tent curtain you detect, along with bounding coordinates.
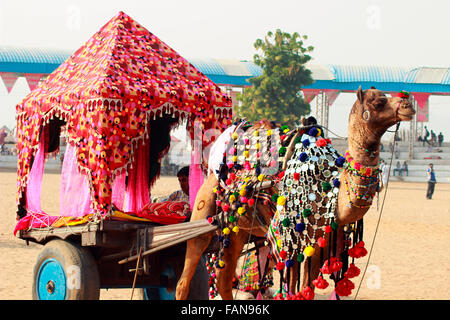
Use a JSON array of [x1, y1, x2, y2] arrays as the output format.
[[25, 126, 49, 213], [113, 139, 150, 213], [59, 142, 93, 217]]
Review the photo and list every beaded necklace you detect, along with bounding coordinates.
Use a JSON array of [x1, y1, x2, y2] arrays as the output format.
[[343, 177, 373, 209], [344, 150, 380, 177]]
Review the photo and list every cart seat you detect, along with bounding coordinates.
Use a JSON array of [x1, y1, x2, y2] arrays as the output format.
[[111, 201, 189, 225]]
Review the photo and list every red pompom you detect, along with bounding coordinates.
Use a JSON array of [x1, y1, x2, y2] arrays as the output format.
[[292, 292, 305, 300], [280, 250, 288, 260], [229, 173, 236, 180], [247, 198, 255, 207], [278, 171, 285, 179], [335, 277, 355, 297], [348, 241, 368, 258], [316, 138, 328, 147], [301, 286, 315, 300], [274, 293, 285, 300], [325, 225, 332, 233], [293, 172, 300, 180], [344, 263, 361, 278], [320, 257, 343, 274], [317, 237, 326, 248], [276, 262, 285, 271], [312, 275, 329, 289]]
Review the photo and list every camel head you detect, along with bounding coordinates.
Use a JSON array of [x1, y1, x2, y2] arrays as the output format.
[[350, 86, 415, 137]]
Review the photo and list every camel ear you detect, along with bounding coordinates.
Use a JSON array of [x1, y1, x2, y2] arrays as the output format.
[[357, 86, 364, 103]]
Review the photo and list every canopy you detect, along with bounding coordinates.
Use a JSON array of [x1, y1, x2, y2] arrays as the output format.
[[16, 11, 232, 214]]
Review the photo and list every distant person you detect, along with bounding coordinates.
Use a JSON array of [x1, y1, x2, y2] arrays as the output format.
[[423, 126, 430, 146], [393, 161, 402, 176], [430, 130, 437, 146], [0, 129, 7, 153], [379, 159, 389, 189], [157, 166, 190, 203], [438, 132, 444, 147], [402, 161, 408, 176], [394, 142, 400, 159], [426, 163, 436, 200]]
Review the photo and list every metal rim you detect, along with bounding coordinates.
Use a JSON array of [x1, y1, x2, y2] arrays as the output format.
[[36, 258, 67, 300]]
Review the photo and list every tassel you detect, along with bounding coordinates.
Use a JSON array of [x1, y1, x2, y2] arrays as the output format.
[[307, 256, 313, 288], [286, 265, 291, 294], [296, 260, 302, 293], [279, 270, 284, 294]]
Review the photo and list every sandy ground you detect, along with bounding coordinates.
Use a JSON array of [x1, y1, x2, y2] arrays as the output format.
[[1, 168, 449, 300]]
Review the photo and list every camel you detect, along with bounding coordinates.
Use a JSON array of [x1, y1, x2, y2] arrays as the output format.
[[176, 87, 415, 300]]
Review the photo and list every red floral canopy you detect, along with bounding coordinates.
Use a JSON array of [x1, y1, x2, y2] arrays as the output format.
[[16, 11, 232, 213]]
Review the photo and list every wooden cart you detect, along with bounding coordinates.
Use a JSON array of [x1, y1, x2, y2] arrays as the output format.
[[19, 218, 218, 300]]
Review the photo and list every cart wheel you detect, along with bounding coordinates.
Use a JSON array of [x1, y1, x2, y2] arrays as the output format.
[[141, 264, 177, 300], [32, 239, 100, 300]]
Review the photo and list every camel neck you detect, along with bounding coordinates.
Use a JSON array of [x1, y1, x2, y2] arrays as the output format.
[[347, 121, 381, 167]]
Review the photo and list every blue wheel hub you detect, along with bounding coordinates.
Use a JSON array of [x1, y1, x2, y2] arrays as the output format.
[[36, 258, 67, 300]]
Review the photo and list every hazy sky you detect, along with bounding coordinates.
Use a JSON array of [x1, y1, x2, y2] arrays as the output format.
[[0, 0, 449, 138]]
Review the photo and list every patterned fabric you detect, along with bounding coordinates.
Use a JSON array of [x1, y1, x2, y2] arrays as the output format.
[[14, 211, 93, 236], [137, 201, 189, 224], [15, 11, 232, 216]]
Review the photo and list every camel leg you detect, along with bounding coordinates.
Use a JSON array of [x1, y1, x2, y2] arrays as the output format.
[[176, 174, 218, 300], [215, 230, 248, 300]]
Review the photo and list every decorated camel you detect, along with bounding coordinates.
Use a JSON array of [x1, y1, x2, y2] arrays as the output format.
[[176, 87, 415, 300]]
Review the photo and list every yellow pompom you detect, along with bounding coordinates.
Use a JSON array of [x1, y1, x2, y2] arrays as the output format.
[[256, 143, 260, 150], [283, 128, 289, 134], [253, 130, 259, 137], [223, 227, 230, 235], [304, 245, 315, 257], [218, 260, 225, 268], [244, 177, 251, 183], [232, 156, 237, 163], [212, 187, 218, 193], [258, 174, 265, 181], [229, 195, 236, 203], [231, 132, 239, 140], [276, 239, 282, 248], [277, 196, 286, 206], [244, 150, 249, 158], [267, 129, 272, 137], [317, 128, 322, 136], [232, 226, 240, 233], [237, 207, 246, 215]]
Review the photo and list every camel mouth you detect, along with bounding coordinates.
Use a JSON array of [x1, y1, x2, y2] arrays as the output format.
[[397, 111, 415, 121]]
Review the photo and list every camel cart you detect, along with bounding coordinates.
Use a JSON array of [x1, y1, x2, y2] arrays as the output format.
[[13, 12, 234, 300]]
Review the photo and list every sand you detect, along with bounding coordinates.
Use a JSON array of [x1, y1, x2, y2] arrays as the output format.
[[1, 168, 449, 300]]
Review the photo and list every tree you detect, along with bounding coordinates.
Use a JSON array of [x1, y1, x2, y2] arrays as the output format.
[[237, 29, 314, 127]]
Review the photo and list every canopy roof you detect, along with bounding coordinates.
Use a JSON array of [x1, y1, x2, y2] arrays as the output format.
[[16, 11, 232, 213]]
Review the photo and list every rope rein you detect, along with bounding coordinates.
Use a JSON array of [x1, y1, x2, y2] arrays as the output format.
[[353, 122, 400, 299]]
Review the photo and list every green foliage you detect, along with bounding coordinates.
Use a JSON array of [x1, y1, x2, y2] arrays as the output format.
[[237, 29, 314, 126]]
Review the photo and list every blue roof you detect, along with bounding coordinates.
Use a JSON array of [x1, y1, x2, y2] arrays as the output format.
[[0, 46, 448, 94], [0, 46, 70, 74], [329, 65, 409, 83]]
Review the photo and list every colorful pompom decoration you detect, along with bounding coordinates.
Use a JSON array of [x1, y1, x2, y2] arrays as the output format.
[[299, 152, 308, 162]]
